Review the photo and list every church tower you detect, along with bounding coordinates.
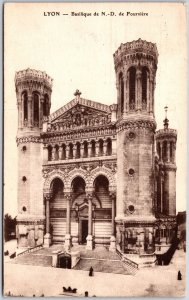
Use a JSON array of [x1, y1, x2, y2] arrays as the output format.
[[114, 39, 158, 254], [15, 68, 52, 247], [155, 107, 177, 216]]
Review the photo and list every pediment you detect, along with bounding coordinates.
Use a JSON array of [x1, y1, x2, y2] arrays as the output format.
[[50, 98, 111, 130]]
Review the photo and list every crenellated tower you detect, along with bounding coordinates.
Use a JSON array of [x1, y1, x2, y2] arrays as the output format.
[[15, 68, 53, 247], [114, 39, 158, 254], [155, 107, 177, 216]]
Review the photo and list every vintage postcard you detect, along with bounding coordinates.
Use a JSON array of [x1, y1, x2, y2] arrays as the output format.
[[4, 2, 187, 297]]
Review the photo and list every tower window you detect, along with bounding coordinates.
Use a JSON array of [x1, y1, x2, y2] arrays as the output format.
[[23, 92, 28, 121], [33, 93, 39, 124], [119, 72, 124, 113], [22, 206, 27, 212], [142, 67, 148, 110], [22, 146, 27, 152], [48, 145, 52, 161], [129, 132, 135, 140], [43, 95, 49, 117], [22, 176, 27, 182], [128, 168, 135, 176], [128, 205, 135, 213], [129, 67, 136, 110]]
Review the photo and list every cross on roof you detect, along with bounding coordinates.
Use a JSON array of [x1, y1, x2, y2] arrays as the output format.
[[74, 89, 82, 97], [164, 106, 168, 119], [164, 106, 169, 129]]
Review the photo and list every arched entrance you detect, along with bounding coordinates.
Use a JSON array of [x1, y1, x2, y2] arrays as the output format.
[[71, 176, 88, 244], [92, 175, 113, 245], [49, 177, 66, 243]]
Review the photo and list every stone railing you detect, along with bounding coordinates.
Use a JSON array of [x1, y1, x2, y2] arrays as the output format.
[[116, 248, 138, 269], [17, 244, 43, 257]]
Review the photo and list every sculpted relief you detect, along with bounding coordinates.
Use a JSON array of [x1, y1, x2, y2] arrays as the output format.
[[50, 104, 111, 131]]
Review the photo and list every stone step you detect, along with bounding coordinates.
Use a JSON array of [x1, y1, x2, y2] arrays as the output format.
[[73, 258, 133, 275], [9, 254, 52, 267]]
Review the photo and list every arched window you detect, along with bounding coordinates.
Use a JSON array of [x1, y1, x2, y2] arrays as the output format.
[[163, 141, 167, 161], [119, 72, 124, 113], [33, 93, 39, 123], [142, 67, 148, 109], [69, 143, 73, 159], [170, 141, 173, 162], [43, 94, 49, 117], [106, 138, 112, 155], [157, 142, 161, 158], [62, 144, 66, 160], [129, 67, 136, 110], [48, 145, 52, 161], [23, 92, 28, 121], [51, 178, 64, 196], [98, 139, 104, 156], [94, 175, 109, 193], [72, 177, 86, 194], [91, 140, 96, 157], [83, 141, 88, 158]]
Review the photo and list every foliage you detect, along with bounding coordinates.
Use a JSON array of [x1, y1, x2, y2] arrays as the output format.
[[4, 214, 16, 242]]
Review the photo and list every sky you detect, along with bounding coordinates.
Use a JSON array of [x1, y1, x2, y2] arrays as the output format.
[[4, 2, 187, 217]]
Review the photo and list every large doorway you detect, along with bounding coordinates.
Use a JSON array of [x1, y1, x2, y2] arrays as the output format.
[[81, 220, 88, 244]]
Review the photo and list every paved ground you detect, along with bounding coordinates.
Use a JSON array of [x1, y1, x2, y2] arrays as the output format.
[[4, 246, 186, 297]]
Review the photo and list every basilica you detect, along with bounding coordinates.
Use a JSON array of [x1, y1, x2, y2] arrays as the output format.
[[15, 39, 177, 258]]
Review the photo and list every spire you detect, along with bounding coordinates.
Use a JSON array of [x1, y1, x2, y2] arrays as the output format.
[[163, 106, 169, 129]]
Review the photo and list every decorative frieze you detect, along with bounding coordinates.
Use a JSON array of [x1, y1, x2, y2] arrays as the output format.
[[16, 136, 41, 145]]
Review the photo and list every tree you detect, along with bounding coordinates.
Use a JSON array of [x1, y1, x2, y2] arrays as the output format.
[[4, 214, 16, 242]]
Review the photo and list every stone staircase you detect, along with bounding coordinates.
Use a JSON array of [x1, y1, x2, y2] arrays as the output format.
[[73, 246, 138, 275], [73, 257, 136, 275], [7, 245, 138, 275], [9, 253, 52, 267]]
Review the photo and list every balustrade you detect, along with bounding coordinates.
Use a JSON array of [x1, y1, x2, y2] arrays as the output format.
[[46, 138, 113, 162]]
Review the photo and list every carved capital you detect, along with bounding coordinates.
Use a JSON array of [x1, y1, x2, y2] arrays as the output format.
[[109, 191, 116, 200], [44, 193, 52, 201], [64, 192, 72, 201]]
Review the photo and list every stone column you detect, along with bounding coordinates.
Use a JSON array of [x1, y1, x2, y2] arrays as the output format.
[[88, 142, 92, 157], [80, 143, 84, 158], [160, 176, 163, 213], [39, 95, 43, 129], [149, 74, 154, 114], [28, 92, 33, 128], [44, 194, 52, 248], [65, 144, 69, 160], [147, 74, 150, 111], [126, 71, 129, 112], [73, 144, 77, 159], [109, 192, 116, 252], [160, 142, 163, 162], [121, 228, 125, 253], [43, 145, 48, 163], [86, 194, 93, 250], [167, 142, 170, 162], [95, 141, 100, 157], [136, 68, 142, 111], [17, 93, 22, 129], [103, 141, 107, 156], [123, 73, 127, 115], [172, 142, 176, 163], [58, 146, 63, 160], [52, 146, 56, 161], [65, 193, 72, 250]]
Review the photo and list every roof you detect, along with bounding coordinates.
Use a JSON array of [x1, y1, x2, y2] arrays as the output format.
[[49, 97, 111, 122]]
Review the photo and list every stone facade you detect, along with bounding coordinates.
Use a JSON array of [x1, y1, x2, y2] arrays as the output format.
[[15, 39, 177, 256]]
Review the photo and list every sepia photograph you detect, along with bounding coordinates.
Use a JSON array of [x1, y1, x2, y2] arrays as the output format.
[[4, 2, 187, 297]]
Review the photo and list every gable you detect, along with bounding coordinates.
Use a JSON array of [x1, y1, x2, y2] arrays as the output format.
[[50, 98, 111, 130]]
